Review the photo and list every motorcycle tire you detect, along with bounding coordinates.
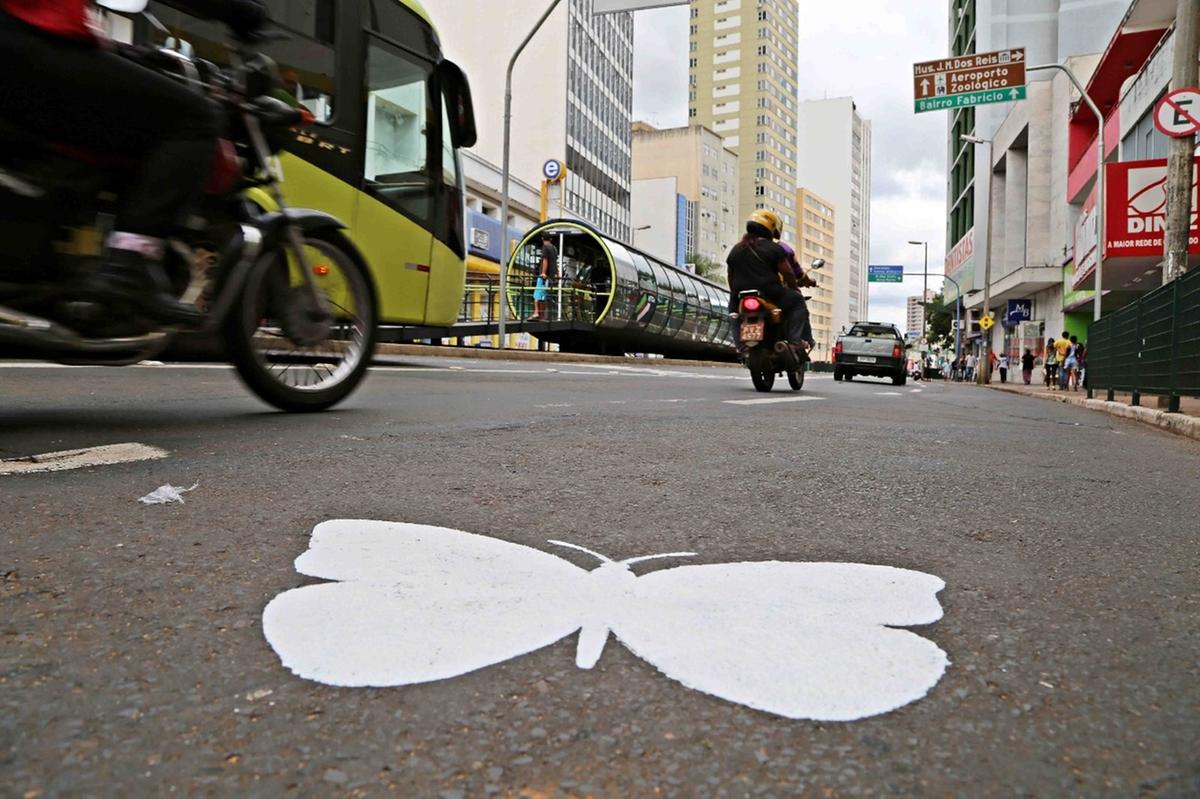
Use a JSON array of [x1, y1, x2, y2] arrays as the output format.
[[787, 365, 805, 391], [748, 348, 775, 392], [224, 228, 378, 412]]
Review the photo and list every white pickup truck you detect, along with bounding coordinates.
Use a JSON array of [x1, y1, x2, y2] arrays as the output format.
[[832, 322, 909, 385]]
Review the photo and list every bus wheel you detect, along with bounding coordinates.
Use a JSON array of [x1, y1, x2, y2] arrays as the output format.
[[225, 229, 379, 413]]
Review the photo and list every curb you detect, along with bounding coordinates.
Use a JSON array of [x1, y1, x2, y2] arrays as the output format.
[[374, 343, 742, 370], [986, 384, 1200, 442]]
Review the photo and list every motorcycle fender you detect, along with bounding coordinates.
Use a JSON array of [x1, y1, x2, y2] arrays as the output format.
[[256, 208, 347, 246]]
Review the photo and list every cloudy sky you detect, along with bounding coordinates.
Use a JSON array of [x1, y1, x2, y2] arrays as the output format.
[[631, 2, 950, 329]]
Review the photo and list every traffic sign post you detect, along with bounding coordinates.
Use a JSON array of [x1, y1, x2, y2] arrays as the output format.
[[1155, 88, 1200, 138], [979, 314, 995, 332], [868, 264, 904, 283], [913, 48, 1026, 114]]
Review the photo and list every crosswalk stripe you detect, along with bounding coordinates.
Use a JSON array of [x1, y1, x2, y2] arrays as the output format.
[[723, 396, 826, 405]]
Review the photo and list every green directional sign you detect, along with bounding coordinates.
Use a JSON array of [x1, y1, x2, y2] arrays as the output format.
[[913, 48, 1027, 115], [915, 86, 1027, 114]]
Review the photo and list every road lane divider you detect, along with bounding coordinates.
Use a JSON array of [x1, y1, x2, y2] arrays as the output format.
[[1, 443, 168, 476], [723, 396, 826, 406]]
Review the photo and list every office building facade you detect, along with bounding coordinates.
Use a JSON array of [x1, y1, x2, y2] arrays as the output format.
[[796, 98, 872, 336], [631, 122, 739, 265], [428, 1, 634, 245], [796, 188, 836, 361]]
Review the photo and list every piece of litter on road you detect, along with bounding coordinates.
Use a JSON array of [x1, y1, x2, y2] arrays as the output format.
[[245, 688, 274, 701], [138, 483, 199, 505], [1038, 681, 1055, 689]]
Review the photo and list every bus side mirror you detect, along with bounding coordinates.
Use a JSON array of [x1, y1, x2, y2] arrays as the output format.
[[438, 60, 478, 149]]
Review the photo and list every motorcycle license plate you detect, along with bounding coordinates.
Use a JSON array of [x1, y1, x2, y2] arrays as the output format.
[[741, 322, 765, 342], [858, 356, 876, 363]]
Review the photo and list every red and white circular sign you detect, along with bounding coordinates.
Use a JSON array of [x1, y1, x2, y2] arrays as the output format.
[[1154, 87, 1200, 138]]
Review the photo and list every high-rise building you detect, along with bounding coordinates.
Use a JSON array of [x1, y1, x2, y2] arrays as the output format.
[[426, 1, 634, 244], [687, 0, 800, 237], [796, 98, 872, 336], [796, 188, 836, 361], [944, 0, 1127, 308], [631, 122, 739, 266], [906, 290, 935, 339]]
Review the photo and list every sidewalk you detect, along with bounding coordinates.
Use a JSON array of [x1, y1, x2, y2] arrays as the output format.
[[986, 380, 1200, 442]]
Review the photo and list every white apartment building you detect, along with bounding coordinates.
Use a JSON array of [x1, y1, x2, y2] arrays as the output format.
[[796, 98, 872, 336], [631, 123, 739, 265], [427, 1, 635, 245], [906, 291, 935, 339]]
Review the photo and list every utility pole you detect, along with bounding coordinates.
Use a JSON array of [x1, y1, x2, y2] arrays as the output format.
[[1163, 0, 1200, 283], [962, 134, 995, 384], [908, 240, 929, 349]]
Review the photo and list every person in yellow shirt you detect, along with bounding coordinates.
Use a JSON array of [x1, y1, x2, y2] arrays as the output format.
[[1054, 332, 1072, 390]]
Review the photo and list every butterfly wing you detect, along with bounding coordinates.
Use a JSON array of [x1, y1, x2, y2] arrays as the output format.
[[262, 520, 587, 687], [608, 561, 948, 721]]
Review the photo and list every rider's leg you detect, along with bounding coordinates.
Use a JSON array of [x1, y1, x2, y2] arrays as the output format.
[[0, 14, 217, 323]]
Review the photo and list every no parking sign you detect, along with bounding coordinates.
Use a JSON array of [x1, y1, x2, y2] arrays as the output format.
[[1154, 88, 1200, 138]]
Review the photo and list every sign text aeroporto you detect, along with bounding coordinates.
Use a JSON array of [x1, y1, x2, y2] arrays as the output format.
[[913, 48, 1026, 114]]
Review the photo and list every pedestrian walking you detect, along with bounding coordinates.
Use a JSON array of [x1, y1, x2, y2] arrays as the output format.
[[1021, 348, 1035, 385], [1076, 341, 1088, 389], [998, 353, 1009, 383], [1064, 335, 1080, 390], [1055, 331, 1072, 391], [964, 352, 976, 382], [1045, 338, 1059, 388]]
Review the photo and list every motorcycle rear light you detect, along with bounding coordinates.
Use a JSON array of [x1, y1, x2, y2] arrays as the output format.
[[742, 297, 761, 312], [314, 265, 331, 277], [298, 107, 317, 127]]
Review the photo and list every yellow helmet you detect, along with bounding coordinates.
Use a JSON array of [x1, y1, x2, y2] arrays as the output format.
[[747, 209, 783, 239]]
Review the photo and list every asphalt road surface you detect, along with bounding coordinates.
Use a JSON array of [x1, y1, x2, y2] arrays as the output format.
[[2, 358, 1197, 797]]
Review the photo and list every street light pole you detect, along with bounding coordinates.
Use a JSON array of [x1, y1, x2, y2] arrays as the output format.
[[498, 0, 563, 346], [961, 134, 995, 384], [906, 271, 963, 361], [1027, 63, 1106, 321]]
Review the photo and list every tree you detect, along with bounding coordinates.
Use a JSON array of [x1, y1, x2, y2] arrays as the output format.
[[686, 253, 726, 285], [923, 293, 954, 350]]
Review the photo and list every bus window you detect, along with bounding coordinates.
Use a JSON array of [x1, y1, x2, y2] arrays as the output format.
[[364, 0, 438, 59], [364, 38, 434, 222], [440, 95, 458, 189], [147, 2, 336, 124]]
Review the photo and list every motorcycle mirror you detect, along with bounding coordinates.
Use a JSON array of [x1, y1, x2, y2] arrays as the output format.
[[810, 258, 825, 269], [96, 0, 149, 12]]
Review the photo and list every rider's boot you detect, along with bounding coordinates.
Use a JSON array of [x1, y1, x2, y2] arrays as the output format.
[[89, 240, 202, 327]]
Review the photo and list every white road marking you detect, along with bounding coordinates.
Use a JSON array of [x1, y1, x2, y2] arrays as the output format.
[[875, 392, 903, 396], [263, 519, 948, 722], [910, 389, 924, 394], [0, 443, 168, 476], [723, 396, 826, 406]]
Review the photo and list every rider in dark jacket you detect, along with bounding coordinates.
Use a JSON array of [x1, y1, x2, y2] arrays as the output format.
[[726, 209, 811, 350], [0, 0, 267, 324]]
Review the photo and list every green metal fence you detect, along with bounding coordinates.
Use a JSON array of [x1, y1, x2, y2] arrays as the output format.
[[1087, 267, 1200, 412]]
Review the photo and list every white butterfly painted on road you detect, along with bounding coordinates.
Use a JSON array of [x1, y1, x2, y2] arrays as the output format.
[[262, 520, 949, 721]]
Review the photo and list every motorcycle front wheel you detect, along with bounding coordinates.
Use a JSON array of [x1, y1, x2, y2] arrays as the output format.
[[225, 229, 378, 412], [787, 365, 805, 391], [748, 348, 775, 392]]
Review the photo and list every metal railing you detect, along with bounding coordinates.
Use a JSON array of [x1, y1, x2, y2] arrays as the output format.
[[1087, 267, 1200, 412], [458, 274, 605, 326]]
